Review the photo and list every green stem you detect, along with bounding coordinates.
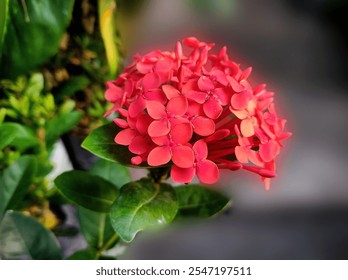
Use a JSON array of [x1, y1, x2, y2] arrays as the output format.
[[96, 233, 119, 258]]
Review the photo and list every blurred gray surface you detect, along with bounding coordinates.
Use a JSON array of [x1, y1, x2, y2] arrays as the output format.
[[118, 0, 348, 259]]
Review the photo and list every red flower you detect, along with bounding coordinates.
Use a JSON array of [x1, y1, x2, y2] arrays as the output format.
[[105, 37, 291, 189]]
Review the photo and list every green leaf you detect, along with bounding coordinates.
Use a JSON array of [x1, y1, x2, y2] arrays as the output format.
[[0, 156, 37, 219], [0, 0, 9, 56], [91, 159, 131, 189], [82, 122, 151, 168], [53, 76, 90, 102], [0, 122, 18, 150], [110, 178, 178, 242], [0, 122, 39, 151], [78, 207, 117, 249], [46, 111, 82, 147], [54, 170, 119, 212], [67, 248, 98, 260], [175, 184, 231, 218], [0, 211, 62, 259], [0, 0, 75, 78]]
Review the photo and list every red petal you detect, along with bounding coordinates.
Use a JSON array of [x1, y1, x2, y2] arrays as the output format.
[[172, 145, 194, 168], [142, 72, 160, 91], [227, 76, 244, 92], [231, 91, 251, 109], [146, 101, 166, 119], [259, 140, 279, 162], [186, 90, 207, 104], [171, 165, 195, 183], [114, 128, 137, 145], [210, 69, 228, 85], [198, 76, 215, 91], [171, 123, 192, 144], [203, 97, 223, 119], [183, 37, 200, 48], [148, 119, 170, 137], [135, 114, 152, 135], [136, 62, 153, 74], [128, 97, 146, 118], [193, 140, 208, 161], [105, 85, 123, 103], [192, 116, 215, 136], [113, 118, 128, 128], [196, 160, 219, 184], [235, 146, 249, 163], [155, 57, 173, 72], [162, 84, 180, 99], [213, 88, 230, 105], [147, 146, 171, 166], [205, 129, 230, 142], [129, 136, 150, 155], [241, 118, 255, 137], [143, 89, 165, 104], [167, 95, 188, 116], [151, 135, 170, 146]]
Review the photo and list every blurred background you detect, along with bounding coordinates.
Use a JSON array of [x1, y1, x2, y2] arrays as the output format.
[[115, 0, 348, 259]]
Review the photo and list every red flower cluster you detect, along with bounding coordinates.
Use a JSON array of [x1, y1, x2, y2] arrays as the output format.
[[105, 37, 291, 189]]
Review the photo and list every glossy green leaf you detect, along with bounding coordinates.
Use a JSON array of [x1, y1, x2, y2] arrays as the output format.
[[67, 248, 98, 260], [175, 184, 231, 218], [46, 111, 82, 147], [0, 122, 39, 151], [0, 122, 18, 149], [110, 178, 178, 242], [78, 207, 117, 249], [0, 211, 62, 259], [54, 170, 119, 212], [0, 0, 74, 78], [82, 122, 150, 168], [0, 156, 37, 219], [91, 159, 131, 189], [0, 0, 9, 56]]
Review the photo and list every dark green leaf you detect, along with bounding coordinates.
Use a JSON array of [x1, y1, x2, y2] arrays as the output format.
[[0, 0, 75, 78], [67, 248, 98, 260], [78, 207, 117, 249], [0, 156, 37, 219], [91, 159, 131, 189], [175, 184, 231, 218], [0, 0, 9, 55], [0, 122, 39, 151], [0, 211, 62, 259], [82, 122, 151, 168], [53, 76, 90, 102], [110, 178, 178, 242], [46, 111, 82, 147], [54, 170, 119, 212]]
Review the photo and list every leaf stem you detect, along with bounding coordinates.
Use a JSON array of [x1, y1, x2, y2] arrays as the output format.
[[96, 233, 119, 258]]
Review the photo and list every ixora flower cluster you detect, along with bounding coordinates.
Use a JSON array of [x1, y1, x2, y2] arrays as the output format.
[[104, 37, 291, 189]]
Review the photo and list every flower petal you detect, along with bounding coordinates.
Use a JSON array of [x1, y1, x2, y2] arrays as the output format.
[[231, 91, 251, 110], [235, 146, 249, 163], [172, 145, 194, 168], [167, 95, 188, 116], [241, 118, 255, 137], [171, 123, 192, 144], [192, 116, 215, 136], [129, 136, 151, 155], [148, 119, 170, 137], [142, 72, 160, 91], [162, 84, 180, 99], [145, 89, 167, 104], [171, 165, 195, 183], [196, 160, 219, 184], [114, 128, 137, 145], [203, 97, 223, 119], [213, 88, 230, 105], [186, 90, 207, 104], [136, 61, 153, 74], [147, 146, 171, 166], [105, 84, 123, 103], [128, 97, 146, 118], [193, 139, 208, 161], [198, 76, 215, 91], [146, 101, 166, 119], [259, 140, 279, 162], [227, 76, 244, 92]]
